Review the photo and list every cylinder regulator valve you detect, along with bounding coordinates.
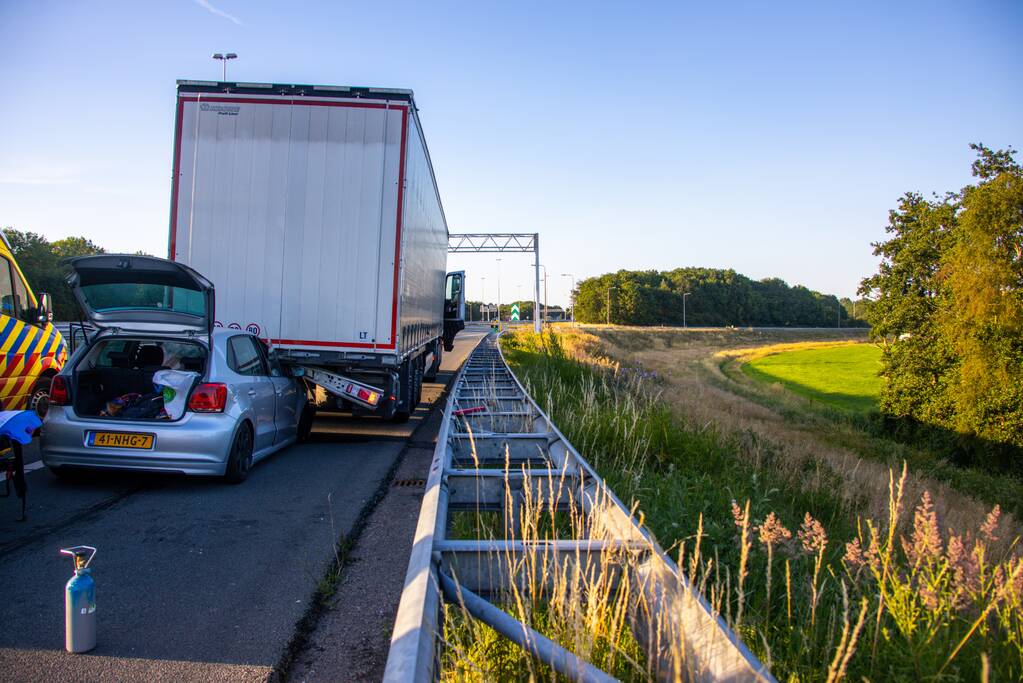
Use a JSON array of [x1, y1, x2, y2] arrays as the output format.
[[60, 545, 97, 653]]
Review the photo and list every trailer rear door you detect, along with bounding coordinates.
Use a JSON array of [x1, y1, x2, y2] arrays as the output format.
[[171, 92, 408, 353]]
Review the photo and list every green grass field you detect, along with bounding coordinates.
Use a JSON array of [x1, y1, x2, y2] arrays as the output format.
[[742, 343, 882, 413]]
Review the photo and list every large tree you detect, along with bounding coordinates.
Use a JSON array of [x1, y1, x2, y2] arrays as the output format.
[[860, 144, 1023, 457], [3, 229, 105, 320], [573, 267, 850, 327], [943, 145, 1023, 449]]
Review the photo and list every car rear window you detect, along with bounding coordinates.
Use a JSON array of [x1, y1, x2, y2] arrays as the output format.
[[82, 339, 207, 372], [80, 283, 205, 317]]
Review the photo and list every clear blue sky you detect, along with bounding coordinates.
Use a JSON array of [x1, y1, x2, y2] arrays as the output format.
[[1, 1, 1020, 307]]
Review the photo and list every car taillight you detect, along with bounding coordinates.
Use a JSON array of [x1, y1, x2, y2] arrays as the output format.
[[188, 383, 227, 413], [49, 376, 70, 406]]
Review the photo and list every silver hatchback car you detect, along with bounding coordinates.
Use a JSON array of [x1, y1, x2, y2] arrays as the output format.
[[41, 255, 313, 484]]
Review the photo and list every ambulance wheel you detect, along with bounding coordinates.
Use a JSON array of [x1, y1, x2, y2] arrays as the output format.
[[297, 403, 315, 442], [30, 376, 53, 418], [223, 423, 253, 484]]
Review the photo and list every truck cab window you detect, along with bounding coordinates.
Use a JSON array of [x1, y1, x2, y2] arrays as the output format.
[[0, 258, 16, 319], [446, 273, 462, 301]]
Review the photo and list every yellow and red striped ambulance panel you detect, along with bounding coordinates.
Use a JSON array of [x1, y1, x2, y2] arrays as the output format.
[[0, 317, 68, 410]]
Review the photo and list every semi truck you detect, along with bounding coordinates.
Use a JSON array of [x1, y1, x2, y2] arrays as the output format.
[[169, 81, 464, 421]]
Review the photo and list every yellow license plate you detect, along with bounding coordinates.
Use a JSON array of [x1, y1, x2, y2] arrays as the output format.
[[87, 431, 155, 449]]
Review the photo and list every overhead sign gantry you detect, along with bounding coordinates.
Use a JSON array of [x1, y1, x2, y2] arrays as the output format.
[[448, 233, 541, 333]]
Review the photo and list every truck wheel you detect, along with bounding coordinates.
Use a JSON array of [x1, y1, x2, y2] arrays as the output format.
[[390, 359, 413, 423], [223, 423, 253, 484], [414, 356, 424, 406], [424, 344, 442, 381]]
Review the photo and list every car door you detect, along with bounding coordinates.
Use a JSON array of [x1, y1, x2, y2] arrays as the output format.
[[256, 342, 299, 444], [226, 335, 276, 455]]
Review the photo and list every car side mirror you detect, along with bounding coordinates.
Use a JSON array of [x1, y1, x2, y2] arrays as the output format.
[[37, 293, 54, 324], [289, 366, 305, 378]]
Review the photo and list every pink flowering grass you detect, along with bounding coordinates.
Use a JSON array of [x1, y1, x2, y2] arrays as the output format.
[[689, 464, 1023, 681]]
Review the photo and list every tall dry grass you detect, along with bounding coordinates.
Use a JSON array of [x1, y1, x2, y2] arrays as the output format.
[[435, 330, 1023, 681], [586, 327, 1023, 550]]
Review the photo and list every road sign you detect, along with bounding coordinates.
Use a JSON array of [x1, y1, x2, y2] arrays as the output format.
[[511, 303, 520, 322]]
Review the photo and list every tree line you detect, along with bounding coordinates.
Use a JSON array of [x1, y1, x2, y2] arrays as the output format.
[[572, 268, 867, 327], [860, 144, 1022, 462], [3, 229, 106, 321]]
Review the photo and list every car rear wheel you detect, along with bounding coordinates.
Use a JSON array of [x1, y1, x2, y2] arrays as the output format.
[[48, 466, 82, 481], [297, 403, 314, 442], [223, 423, 253, 484]]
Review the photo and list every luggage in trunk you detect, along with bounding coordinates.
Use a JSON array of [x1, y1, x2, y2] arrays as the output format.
[[72, 339, 206, 421]]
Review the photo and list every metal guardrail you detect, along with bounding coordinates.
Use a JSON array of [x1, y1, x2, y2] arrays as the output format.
[[384, 334, 774, 682]]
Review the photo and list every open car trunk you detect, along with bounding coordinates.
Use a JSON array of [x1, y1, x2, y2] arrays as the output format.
[[72, 338, 207, 421]]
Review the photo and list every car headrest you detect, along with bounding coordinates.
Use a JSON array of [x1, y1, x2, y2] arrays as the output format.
[[107, 351, 131, 368], [135, 345, 164, 368]]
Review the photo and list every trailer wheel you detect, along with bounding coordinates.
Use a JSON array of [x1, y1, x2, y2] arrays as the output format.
[[424, 344, 442, 381], [390, 360, 412, 423], [413, 355, 424, 406]]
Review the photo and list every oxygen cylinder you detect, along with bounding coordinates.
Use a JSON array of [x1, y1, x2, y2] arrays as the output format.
[[60, 546, 97, 653]]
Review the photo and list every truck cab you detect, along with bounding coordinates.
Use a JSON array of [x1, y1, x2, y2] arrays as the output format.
[[0, 231, 67, 413]]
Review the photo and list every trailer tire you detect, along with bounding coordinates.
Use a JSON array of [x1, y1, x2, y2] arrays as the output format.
[[413, 355, 424, 406], [424, 344, 442, 381], [390, 358, 413, 423]]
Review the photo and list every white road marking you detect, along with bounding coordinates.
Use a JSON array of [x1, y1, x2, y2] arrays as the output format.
[[1, 460, 45, 481]]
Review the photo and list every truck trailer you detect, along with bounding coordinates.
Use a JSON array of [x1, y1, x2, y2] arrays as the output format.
[[169, 81, 464, 421]]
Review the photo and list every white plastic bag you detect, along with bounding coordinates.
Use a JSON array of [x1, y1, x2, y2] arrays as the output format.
[[152, 370, 199, 420]]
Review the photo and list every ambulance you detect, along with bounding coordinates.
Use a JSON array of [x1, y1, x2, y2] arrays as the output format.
[[0, 231, 67, 412]]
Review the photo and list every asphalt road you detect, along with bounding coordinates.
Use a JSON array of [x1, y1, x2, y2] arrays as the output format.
[[0, 330, 485, 682]]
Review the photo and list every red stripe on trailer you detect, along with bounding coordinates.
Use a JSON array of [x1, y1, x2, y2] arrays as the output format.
[[270, 338, 396, 350], [168, 97, 185, 260], [170, 94, 411, 350], [390, 105, 409, 354], [176, 96, 396, 109]]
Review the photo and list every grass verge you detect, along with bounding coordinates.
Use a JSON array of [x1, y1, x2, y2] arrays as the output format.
[[487, 329, 1022, 682], [739, 342, 882, 413]]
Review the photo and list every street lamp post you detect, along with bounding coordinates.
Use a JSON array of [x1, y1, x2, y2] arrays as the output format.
[[538, 265, 549, 324], [480, 277, 486, 322], [683, 292, 691, 328], [607, 286, 618, 325], [496, 258, 502, 323], [212, 52, 238, 81], [561, 274, 576, 322]]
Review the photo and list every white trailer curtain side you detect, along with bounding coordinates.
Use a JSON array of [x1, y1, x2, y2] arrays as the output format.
[[169, 82, 448, 363]]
